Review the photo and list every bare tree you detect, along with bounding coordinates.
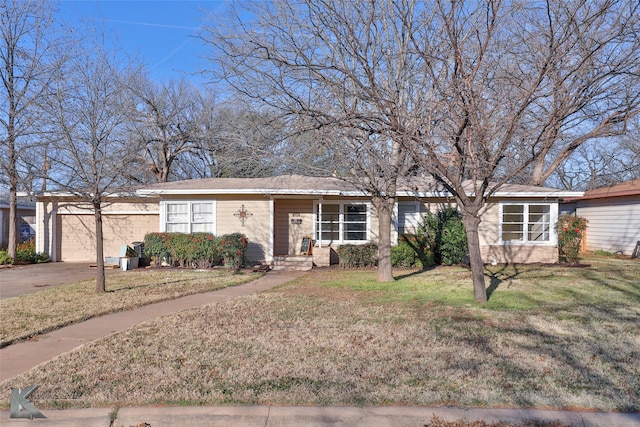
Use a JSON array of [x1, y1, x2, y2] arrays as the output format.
[[202, 0, 419, 281], [127, 76, 210, 183], [45, 36, 140, 292], [0, 0, 67, 256], [398, 0, 640, 301], [204, 0, 640, 301], [179, 102, 295, 179], [549, 137, 640, 191]]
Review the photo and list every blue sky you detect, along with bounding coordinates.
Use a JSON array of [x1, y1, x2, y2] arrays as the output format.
[[57, 0, 227, 83]]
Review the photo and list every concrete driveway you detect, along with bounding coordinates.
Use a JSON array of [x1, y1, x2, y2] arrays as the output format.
[[0, 262, 121, 299]]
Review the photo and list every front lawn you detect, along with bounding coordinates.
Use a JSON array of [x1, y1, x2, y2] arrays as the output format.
[[0, 269, 263, 347], [1, 255, 638, 411]]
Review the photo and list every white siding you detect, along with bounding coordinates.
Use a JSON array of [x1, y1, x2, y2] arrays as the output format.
[[576, 196, 640, 255]]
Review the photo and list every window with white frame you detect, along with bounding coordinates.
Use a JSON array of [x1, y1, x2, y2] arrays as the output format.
[[315, 202, 369, 243], [500, 202, 555, 243], [162, 201, 215, 233], [398, 201, 422, 234]]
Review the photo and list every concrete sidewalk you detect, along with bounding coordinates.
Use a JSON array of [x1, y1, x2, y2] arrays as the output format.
[[1, 405, 638, 426], [0, 270, 305, 381]]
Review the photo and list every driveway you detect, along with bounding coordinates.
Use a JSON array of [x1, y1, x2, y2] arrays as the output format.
[[0, 262, 121, 299]]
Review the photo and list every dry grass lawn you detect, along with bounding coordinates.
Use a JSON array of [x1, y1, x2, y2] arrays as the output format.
[[1, 255, 638, 412], [0, 269, 262, 347]]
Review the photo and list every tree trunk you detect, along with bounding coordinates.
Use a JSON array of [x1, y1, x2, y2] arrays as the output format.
[[374, 197, 395, 283], [462, 214, 487, 303], [93, 202, 106, 293], [8, 188, 18, 259], [7, 94, 18, 258]]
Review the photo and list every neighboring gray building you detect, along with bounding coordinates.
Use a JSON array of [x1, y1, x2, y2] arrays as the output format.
[[562, 180, 640, 256], [0, 198, 37, 249]]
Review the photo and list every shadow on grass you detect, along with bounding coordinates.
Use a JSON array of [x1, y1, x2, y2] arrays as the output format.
[[484, 263, 521, 301], [394, 264, 437, 281]]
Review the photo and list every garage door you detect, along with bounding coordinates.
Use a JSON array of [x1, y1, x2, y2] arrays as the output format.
[[56, 214, 159, 262]]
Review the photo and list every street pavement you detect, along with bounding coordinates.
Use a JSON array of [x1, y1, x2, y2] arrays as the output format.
[[1, 267, 638, 426]]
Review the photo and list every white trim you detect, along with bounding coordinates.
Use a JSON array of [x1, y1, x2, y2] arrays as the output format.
[[268, 197, 274, 262], [140, 189, 349, 196], [140, 188, 583, 199], [31, 191, 149, 198], [493, 191, 583, 198], [159, 200, 216, 234], [395, 190, 584, 198], [56, 210, 160, 215], [396, 200, 422, 234], [392, 202, 399, 245], [498, 201, 558, 245], [314, 200, 371, 245]]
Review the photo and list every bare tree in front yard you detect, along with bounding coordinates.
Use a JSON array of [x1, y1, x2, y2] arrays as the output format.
[[204, 0, 640, 302], [399, 0, 640, 301], [0, 0, 67, 257], [202, 0, 419, 281], [45, 36, 141, 292]]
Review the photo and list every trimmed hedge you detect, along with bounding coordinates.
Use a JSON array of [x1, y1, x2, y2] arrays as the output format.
[[218, 233, 249, 269], [143, 232, 247, 269]]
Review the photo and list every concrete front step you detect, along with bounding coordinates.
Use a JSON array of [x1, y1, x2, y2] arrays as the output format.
[[272, 255, 313, 271]]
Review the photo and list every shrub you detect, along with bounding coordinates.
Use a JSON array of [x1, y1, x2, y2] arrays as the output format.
[[217, 233, 248, 269], [418, 207, 468, 265], [557, 214, 587, 264], [14, 240, 49, 264], [143, 233, 169, 266], [0, 250, 13, 265], [438, 211, 468, 265], [392, 234, 435, 269], [143, 232, 220, 268], [337, 243, 378, 268]]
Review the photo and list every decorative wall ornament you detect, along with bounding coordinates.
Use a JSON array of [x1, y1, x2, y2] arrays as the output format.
[[234, 204, 253, 226]]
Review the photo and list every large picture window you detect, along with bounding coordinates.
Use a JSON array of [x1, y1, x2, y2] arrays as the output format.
[[162, 201, 215, 233], [500, 203, 555, 243], [315, 202, 369, 243]]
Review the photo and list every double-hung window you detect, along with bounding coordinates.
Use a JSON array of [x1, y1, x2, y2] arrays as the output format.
[[315, 202, 369, 243], [500, 202, 555, 244], [162, 201, 215, 233]]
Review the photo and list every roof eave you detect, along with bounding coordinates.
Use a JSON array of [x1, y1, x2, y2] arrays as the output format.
[[137, 188, 582, 198], [136, 188, 351, 196]]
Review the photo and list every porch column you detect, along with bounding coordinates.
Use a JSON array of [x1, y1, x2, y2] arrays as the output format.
[[317, 198, 322, 248], [268, 196, 274, 262]]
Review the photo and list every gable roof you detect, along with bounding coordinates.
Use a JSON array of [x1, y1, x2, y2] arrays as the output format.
[[137, 175, 582, 198]]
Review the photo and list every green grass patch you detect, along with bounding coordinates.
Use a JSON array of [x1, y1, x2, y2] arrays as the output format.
[[293, 256, 639, 313]]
